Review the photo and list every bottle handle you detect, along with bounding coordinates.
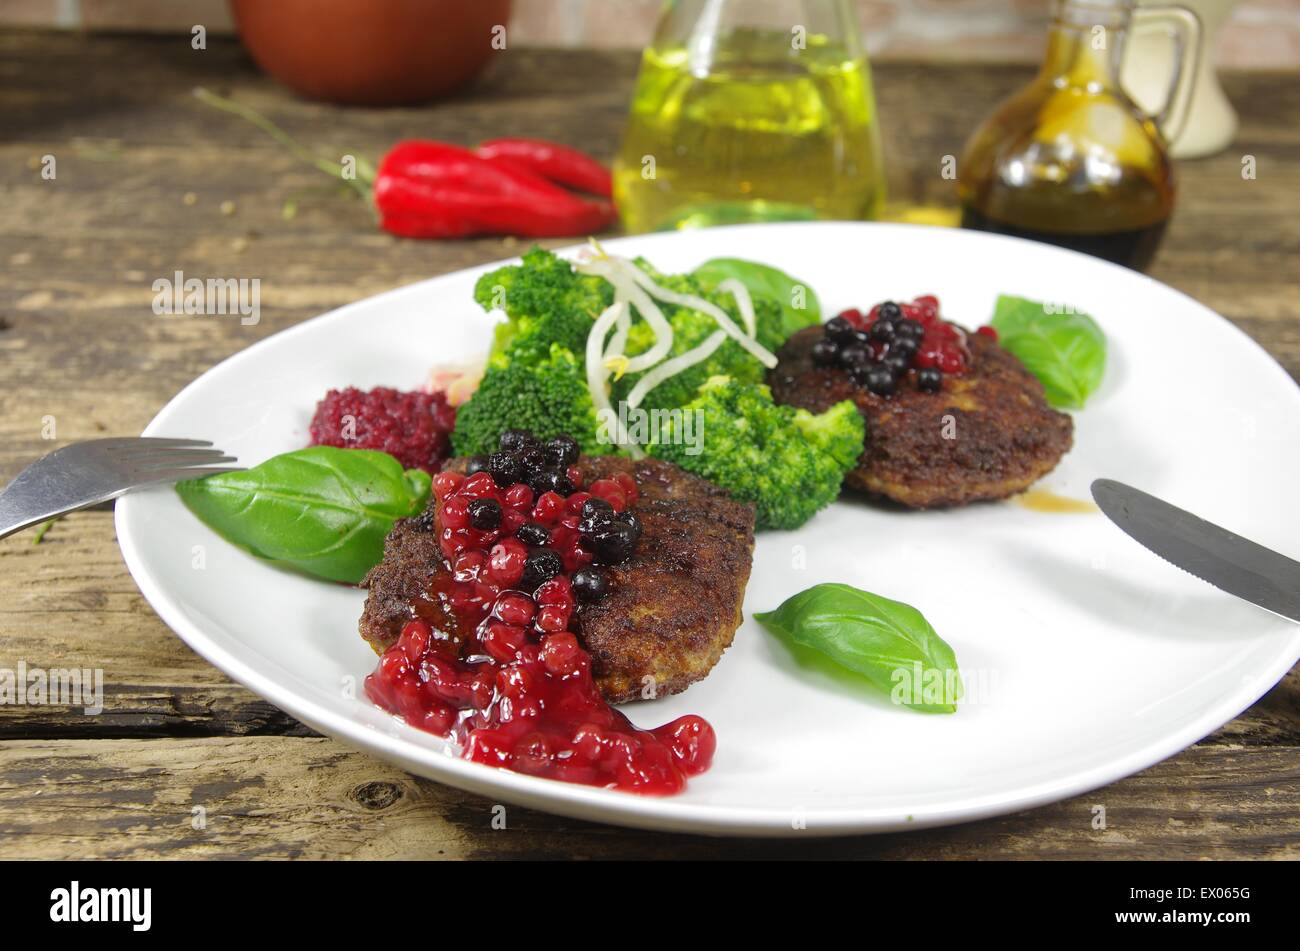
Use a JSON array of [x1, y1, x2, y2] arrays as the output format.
[[1131, 5, 1202, 145]]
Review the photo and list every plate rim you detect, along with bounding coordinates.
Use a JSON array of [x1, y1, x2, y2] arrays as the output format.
[[115, 221, 1300, 837]]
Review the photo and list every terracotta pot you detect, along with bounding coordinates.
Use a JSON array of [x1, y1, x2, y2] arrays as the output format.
[[229, 0, 511, 106]]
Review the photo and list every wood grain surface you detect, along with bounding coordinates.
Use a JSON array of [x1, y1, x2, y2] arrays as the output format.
[[1, 32, 1297, 859]]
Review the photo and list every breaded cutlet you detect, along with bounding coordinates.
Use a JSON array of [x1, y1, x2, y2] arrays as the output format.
[[769, 326, 1073, 507], [359, 456, 756, 703]]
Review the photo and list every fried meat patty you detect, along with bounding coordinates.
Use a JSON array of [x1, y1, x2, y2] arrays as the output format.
[[768, 326, 1073, 507], [359, 456, 755, 704]]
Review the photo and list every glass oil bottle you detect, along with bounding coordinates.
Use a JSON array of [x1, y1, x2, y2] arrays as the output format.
[[613, 0, 885, 232], [958, 0, 1200, 270]]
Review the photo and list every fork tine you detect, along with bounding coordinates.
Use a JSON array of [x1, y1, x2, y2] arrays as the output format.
[[138, 457, 240, 469], [133, 454, 243, 470], [124, 452, 239, 470], [104, 437, 216, 453]]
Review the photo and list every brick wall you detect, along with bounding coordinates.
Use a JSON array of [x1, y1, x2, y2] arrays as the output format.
[[2, 0, 1297, 69]]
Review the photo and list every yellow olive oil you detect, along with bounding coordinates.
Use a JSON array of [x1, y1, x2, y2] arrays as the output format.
[[613, 30, 885, 232], [1016, 489, 1098, 514]]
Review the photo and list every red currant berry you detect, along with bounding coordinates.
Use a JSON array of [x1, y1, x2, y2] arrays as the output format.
[[483, 621, 529, 662], [612, 472, 638, 505], [535, 604, 571, 633], [396, 619, 430, 664], [503, 482, 533, 510], [540, 632, 582, 676], [460, 471, 497, 499], [532, 490, 565, 524], [565, 491, 592, 514], [452, 550, 486, 582], [486, 537, 527, 586], [588, 478, 627, 512], [432, 471, 463, 499], [494, 592, 536, 626], [534, 575, 572, 607], [500, 507, 525, 536], [441, 496, 470, 530], [652, 715, 716, 775]]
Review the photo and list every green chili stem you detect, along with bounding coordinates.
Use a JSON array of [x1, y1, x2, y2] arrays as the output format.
[[31, 516, 60, 545], [192, 87, 374, 202]]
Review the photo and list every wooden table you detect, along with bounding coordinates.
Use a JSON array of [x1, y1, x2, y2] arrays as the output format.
[[1, 32, 1297, 859]]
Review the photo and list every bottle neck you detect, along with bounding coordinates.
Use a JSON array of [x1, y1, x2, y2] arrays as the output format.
[[1040, 0, 1133, 86]]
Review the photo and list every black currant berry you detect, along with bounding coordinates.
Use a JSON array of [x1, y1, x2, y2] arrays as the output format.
[[545, 434, 579, 467], [520, 548, 563, 591], [572, 566, 612, 602], [467, 497, 502, 531], [499, 429, 535, 453], [917, 368, 943, 393], [864, 365, 898, 396], [516, 522, 550, 547]]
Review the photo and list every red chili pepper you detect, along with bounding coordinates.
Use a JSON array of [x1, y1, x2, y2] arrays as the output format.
[[377, 177, 616, 238], [191, 90, 619, 240], [374, 140, 616, 239], [475, 138, 613, 198]]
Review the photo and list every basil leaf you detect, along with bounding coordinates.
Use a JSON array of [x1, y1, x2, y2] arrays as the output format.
[[175, 446, 431, 584], [754, 583, 962, 713], [693, 257, 821, 341], [990, 294, 1106, 409]]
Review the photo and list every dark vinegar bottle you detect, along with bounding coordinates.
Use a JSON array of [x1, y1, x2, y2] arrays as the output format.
[[958, 0, 1200, 271]]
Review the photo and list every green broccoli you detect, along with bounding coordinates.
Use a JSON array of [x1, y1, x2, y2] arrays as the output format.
[[451, 344, 606, 457], [691, 257, 823, 342], [610, 264, 791, 412], [648, 377, 865, 531], [633, 258, 793, 353], [474, 246, 612, 368]]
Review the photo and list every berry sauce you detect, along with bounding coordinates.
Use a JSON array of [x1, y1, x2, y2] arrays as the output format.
[[364, 430, 716, 796], [813, 296, 975, 397], [310, 386, 456, 473]]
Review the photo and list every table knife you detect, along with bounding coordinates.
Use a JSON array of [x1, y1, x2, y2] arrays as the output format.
[[1091, 478, 1300, 624]]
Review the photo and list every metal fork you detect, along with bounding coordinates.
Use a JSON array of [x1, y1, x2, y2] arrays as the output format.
[[0, 438, 241, 541]]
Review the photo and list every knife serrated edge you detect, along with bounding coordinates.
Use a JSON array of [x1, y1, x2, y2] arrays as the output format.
[[1091, 478, 1300, 624]]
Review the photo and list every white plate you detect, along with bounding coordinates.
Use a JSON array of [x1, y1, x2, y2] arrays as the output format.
[[116, 222, 1300, 836]]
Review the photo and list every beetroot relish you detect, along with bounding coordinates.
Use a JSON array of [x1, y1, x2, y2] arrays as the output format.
[[310, 386, 456, 473], [364, 464, 716, 795]]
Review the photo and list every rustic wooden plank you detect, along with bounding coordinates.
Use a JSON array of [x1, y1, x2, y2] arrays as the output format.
[[0, 736, 1294, 859]]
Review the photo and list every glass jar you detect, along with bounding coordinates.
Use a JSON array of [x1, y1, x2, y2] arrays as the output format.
[[613, 0, 885, 232]]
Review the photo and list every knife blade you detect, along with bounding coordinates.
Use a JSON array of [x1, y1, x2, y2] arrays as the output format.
[[1091, 479, 1300, 624]]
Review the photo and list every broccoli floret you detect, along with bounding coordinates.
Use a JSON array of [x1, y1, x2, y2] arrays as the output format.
[[648, 377, 865, 531], [691, 257, 823, 343], [633, 259, 791, 352], [474, 246, 612, 368], [451, 345, 605, 457], [610, 265, 789, 412]]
